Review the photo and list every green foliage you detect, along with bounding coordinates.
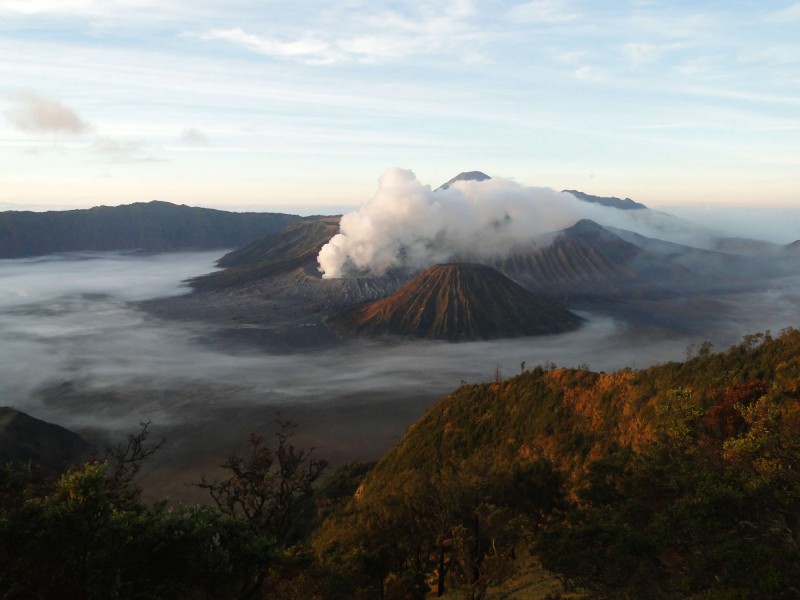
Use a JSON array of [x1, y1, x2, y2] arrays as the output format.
[[0, 460, 272, 599]]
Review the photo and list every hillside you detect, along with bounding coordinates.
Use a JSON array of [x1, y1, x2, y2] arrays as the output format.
[[330, 263, 584, 341], [357, 329, 800, 494], [0, 201, 304, 257], [0, 407, 93, 477], [314, 328, 800, 598], [4, 329, 800, 599]]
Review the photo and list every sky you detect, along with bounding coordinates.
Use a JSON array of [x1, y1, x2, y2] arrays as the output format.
[[1, 1, 799, 212]]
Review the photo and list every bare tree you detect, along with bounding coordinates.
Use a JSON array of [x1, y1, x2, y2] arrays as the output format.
[[104, 420, 165, 499], [195, 420, 328, 545]]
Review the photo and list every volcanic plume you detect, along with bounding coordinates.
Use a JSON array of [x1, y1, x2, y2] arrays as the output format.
[[329, 263, 584, 341]]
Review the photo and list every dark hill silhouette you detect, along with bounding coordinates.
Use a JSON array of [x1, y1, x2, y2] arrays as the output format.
[[0, 200, 304, 258], [329, 263, 583, 341], [0, 407, 92, 477]]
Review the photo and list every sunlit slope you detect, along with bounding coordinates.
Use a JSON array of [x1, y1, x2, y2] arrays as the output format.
[[357, 328, 800, 496]]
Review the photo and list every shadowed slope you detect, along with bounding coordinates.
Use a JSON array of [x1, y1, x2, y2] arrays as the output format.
[[0, 407, 92, 478], [189, 217, 340, 291], [330, 263, 583, 341], [496, 219, 684, 301]]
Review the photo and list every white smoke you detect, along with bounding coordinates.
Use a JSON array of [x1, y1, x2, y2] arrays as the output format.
[[318, 168, 623, 278]]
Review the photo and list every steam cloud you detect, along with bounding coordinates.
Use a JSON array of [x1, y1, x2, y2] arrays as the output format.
[[5, 89, 91, 135], [319, 168, 599, 278], [317, 168, 788, 278], [317, 168, 680, 278]]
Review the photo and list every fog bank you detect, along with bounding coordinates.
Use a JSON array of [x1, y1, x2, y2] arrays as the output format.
[[2, 251, 799, 500]]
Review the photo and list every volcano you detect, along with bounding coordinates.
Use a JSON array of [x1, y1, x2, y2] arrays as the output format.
[[494, 219, 685, 302], [436, 171, 491, 191], [329, 263, 583, 341]]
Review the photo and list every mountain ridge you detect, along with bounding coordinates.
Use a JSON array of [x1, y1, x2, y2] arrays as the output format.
[[0, 200, 305, 258], [563, 189, 647, 210]]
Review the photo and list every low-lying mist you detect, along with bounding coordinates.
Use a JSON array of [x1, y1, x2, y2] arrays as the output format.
[[2, 250, 799, 501]]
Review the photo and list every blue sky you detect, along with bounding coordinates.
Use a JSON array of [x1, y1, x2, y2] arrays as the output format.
[[1, 0, 798, 211]]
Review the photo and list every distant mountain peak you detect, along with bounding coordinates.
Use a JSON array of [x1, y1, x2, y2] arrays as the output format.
[[564, 218, 609, 235], [436, 171, 491, 191], [563, 190, 647, 210]]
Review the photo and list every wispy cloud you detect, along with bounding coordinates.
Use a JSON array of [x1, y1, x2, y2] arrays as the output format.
[[553, 49, 589, 64], [763, 2, 800, 23], [0, 0, 93, 15], [674, 56, 717, 77], [5, 89, 91, 135], [179, 128, 210, 146], [93, 136, 160, 163], [195, 1, 485, 65], [509, 0, 582, 24], [573, 65, 605, 82], [0, 0, 179, 19], [623, 43, 662, 67], [198, 28, 341, 65]]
